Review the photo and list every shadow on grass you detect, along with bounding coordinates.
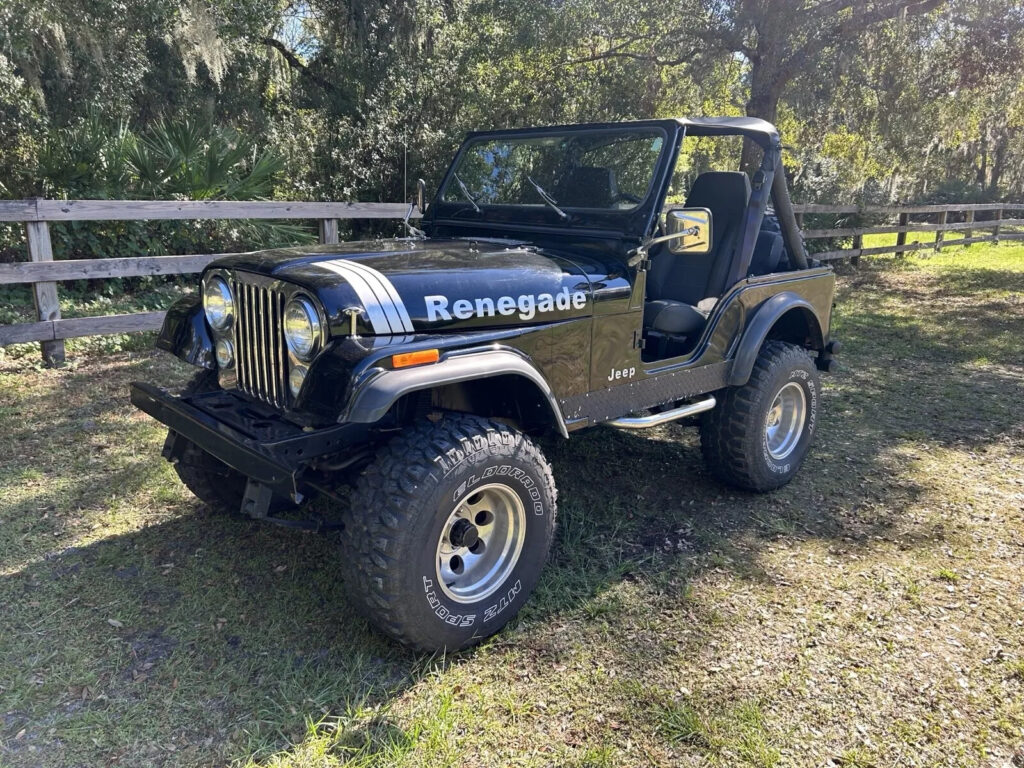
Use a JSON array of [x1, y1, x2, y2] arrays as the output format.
[[2, 255, 1022, 766], [0, 405, 944, 767]]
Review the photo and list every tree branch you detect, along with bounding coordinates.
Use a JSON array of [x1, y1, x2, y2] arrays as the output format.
[[779, 0, 946, 81], [262, 37, 340, 95]]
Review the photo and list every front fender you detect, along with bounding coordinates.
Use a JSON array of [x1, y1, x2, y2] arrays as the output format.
[[343, 348, 570, 438], [155, 294, 215, 369], [728, 291, 825, 386]]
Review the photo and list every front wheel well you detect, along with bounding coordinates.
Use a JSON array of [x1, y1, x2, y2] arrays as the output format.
[[388, 375, 563, 437]]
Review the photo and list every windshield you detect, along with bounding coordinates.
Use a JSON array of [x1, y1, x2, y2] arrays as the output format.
[[441, 129, 666, 212]]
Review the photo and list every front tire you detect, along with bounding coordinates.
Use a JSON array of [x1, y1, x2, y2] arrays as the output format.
[[701, 341, 820, 492], [170, 369, 294, 516], [342, 415, 557, 652], [170, 370, 248, 515]]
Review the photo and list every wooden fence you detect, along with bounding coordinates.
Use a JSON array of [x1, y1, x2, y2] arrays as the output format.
[[0, 199, 418, 364], [1, 199, 1022, 365], [792, 202, 1024, 262]]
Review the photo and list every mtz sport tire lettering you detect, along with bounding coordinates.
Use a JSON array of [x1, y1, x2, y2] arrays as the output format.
[[341, 415, 557, 651]]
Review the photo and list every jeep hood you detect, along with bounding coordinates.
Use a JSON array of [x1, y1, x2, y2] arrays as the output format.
[[210, 238, 595, 336]]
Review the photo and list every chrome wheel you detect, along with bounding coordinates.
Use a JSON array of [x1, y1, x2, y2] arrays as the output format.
[[764, 382, 807, 460], [435, 483, 526, 603]]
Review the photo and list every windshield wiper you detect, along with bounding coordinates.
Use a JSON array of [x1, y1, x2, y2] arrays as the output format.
[[453, 173, 481, 213], [526, 176, 570, 221]]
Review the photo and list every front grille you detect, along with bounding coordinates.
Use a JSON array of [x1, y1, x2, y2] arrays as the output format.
[[231, 278, 288, 408]]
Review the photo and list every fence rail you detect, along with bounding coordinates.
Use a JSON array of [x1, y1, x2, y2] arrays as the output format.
[[1, 199, 1022, 364], [0, 199, 420, 363], [791, 202, 1024, 263]]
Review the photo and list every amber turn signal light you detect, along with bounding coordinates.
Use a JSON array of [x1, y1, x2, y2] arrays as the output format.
[[392, 348, 440, 368]]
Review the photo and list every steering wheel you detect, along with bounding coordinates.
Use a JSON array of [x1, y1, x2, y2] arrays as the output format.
[[613, 192, 642, 205]]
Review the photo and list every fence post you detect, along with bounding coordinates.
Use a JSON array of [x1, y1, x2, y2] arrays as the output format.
[[896, 212, 909, 256], [319, 218, 339, 245], [850, 230, 863, 266], [24, 219, 65, 365], [993, 207, 1003, 242], [964, 209, 974, 246], [934, 209, 948, 252]]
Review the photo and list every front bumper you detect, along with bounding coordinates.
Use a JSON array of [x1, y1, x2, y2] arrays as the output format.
[[130, 382, 369, 499]]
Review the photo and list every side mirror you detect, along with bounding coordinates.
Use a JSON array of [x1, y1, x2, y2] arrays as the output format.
[[416, 178, 427, 214], [665, 208, 712, 254]]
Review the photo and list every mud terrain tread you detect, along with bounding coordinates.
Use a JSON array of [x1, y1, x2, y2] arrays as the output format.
[[701, 341, 815, 492], [342, 414, 556, 650]]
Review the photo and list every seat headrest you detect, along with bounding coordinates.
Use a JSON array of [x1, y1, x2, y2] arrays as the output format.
[[685, 171, 752, 211], [552, 167, 618, 208]]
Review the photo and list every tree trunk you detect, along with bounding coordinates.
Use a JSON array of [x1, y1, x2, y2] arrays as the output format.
[[989, 127, 1008, 196], [741, 58, 782, 174]]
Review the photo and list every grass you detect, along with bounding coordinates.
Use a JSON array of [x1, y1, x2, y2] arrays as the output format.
[[1, 241, 1023, 766]]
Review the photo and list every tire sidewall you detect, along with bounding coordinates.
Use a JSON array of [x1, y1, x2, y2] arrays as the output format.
[[753, 355, 818, 485], [397, 437, 554, 648]]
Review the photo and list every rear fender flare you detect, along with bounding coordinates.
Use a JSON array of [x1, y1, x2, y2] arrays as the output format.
[[342, 349, 569, 438], [728, 292, 824, 386]]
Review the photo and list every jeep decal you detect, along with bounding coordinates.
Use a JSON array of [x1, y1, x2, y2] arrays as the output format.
[[424, 287, 587, 322]]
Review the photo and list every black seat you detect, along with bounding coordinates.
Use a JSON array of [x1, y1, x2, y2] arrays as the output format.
[[551, 167, 618, 208], [644, 171, 752, 336]]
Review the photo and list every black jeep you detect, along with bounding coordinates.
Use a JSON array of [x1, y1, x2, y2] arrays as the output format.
[[132, 117, 838, 651]]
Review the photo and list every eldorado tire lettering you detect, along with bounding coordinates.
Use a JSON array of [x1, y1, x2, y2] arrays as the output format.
[[452, 465, 545, 514]]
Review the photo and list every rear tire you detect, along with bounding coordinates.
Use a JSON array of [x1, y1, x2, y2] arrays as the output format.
[[341, 414, 557, 652], [701, 341, 820, 492]]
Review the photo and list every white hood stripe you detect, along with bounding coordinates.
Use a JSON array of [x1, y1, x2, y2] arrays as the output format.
[[315, 258, 414, 334], [340, 259, 414, 333], [316, 260, 393, 333]]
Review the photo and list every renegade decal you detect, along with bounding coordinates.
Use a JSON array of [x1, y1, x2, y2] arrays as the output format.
[[424, 287, 586, 322], [316, 259, 414, 334]]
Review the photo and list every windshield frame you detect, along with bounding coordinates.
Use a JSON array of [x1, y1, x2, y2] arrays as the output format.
[[427, 121, 682, 240]]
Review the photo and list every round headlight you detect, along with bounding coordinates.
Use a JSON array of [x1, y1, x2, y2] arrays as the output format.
[[283, 297, 321, 360], [203, 277, 234, 331]]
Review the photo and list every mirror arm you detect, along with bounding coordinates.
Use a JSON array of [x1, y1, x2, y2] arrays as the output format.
[[403, 203, 427, 240], [627, 227, 699, 267]]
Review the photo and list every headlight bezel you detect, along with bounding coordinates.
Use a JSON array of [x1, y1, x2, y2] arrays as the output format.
[[203, 276, 235, 331], [283, 295, 324, 362]]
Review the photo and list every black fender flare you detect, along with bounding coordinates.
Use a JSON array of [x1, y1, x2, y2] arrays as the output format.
[[342, 349, 570, 438], [155, 294, 215, 369], [728, 291, 824, 386]]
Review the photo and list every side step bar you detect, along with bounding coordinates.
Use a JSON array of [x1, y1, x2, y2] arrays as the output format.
[[604, 396, 717, 430]]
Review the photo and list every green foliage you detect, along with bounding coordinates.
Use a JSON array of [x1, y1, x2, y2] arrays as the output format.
[[9, 115, 314, 262], [0, 0, 1021, 257]]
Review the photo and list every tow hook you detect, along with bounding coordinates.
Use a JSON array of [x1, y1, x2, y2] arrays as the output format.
[[817, 339, 841, 373]]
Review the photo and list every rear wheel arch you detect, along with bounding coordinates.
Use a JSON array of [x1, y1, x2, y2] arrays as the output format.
[[729, 293, 825, 386], [766, 306, 824, 349]]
